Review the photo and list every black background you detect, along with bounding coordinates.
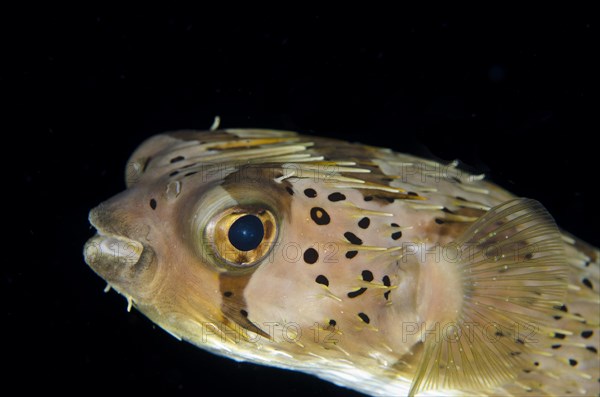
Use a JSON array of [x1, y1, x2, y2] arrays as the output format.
[[6, 11, 598, 396]]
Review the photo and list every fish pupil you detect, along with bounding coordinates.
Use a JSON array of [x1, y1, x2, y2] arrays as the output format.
[[228, 215, 264, 251]]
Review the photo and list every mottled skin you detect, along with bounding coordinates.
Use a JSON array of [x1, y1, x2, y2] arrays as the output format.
[[84, 129, 599, 396]]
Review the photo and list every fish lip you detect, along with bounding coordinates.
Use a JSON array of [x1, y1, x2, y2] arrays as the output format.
[[84, 208, 145, 274], [83, 232, 145, 270]]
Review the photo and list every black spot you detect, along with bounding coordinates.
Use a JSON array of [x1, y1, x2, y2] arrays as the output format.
[[285, 187, 294, 195], [240, 309, 248, 317], [524, 253, 533, 260], [435, 218, 445, 224], [553, 315, 562, 320], [391, 223, 399, 227], [169, 170, 179, 177], [516, 338, 525, 344], [441, 207, 455, 214], [455, 196, 467, 201], [568, 358, 578, 366], [391, 231, 402, 240], [534, 362, 539, 366], [149, 199, 157, 210], [582, 278, 593, 289], [381, 177, 393, 182], [586, 346, 598, 353], [551, 344, 562, 349], [345, 251, 358, 259], [304, 188, 317, 198], [495, 331, 504, 337], [362, 270, 374, 282], [303, 248, 319, 264], [553, 332, 566, 340], [510, 351, 522, 356], [315, 275, 329, 287], [358, 312, 370, 324], [310, 207, 330, 225], [344, 232, 363, 245], [358, 217, 370, 229], [170, 155, 185, 163], [384, 291, 391, 300], [364, 196, 373, 202], [328, 192, 346, 202], [382, 275, 391, 287], [347, 288, 367, 298], [184, 171, 198, 177], [581, 330, 593, 339], [223, 291, 233, 298], [329, 319, 336, 327], [407, 191, 418, 196], [556, 304, 568, 312]]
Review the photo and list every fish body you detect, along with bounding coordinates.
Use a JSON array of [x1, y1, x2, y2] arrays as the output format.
[[84, 129, 599, 396]]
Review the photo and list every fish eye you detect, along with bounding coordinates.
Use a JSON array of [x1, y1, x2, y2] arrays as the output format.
[[228, 215, 264, 251], [208, 208, 277, 269]]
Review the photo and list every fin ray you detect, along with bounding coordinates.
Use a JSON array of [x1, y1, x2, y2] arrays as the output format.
[[409, 199, 568, 396]]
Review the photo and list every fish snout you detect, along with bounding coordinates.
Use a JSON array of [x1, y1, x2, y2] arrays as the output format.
[[83, 204, 152, 288]]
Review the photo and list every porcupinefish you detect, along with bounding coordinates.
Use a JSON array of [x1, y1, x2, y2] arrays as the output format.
[[83, 128, 599, 396]]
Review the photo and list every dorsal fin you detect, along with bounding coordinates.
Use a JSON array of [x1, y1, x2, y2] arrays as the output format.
[[409, 199, 567, 396]]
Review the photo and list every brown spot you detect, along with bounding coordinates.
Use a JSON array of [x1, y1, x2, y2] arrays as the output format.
[[424, 206, 486, 239], [311, 207, 331, 225], [304, 188, 317, 198], [362, 270, 374, 281], [328, 192, 346, 202], [219, 273, 270, 338], [357, 312, 370, 324], [316, 275, 329, 286], [303, 248, 319, 264], [358, 217, 370, 229], [347, 288, 367, 298], [344, 232, 363, 245], [582, 278, 593, 289], [360, 191, 425, 205]]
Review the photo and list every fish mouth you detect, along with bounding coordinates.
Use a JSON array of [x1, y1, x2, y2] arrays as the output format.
[[83, 208, 145, 282], [84, 231, 144, 269]]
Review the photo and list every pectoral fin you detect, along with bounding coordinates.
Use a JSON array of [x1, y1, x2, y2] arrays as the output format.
[[409, 199, 567, 396]]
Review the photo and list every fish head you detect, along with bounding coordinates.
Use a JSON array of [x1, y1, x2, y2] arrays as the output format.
[[84, 129, 386, 361]]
